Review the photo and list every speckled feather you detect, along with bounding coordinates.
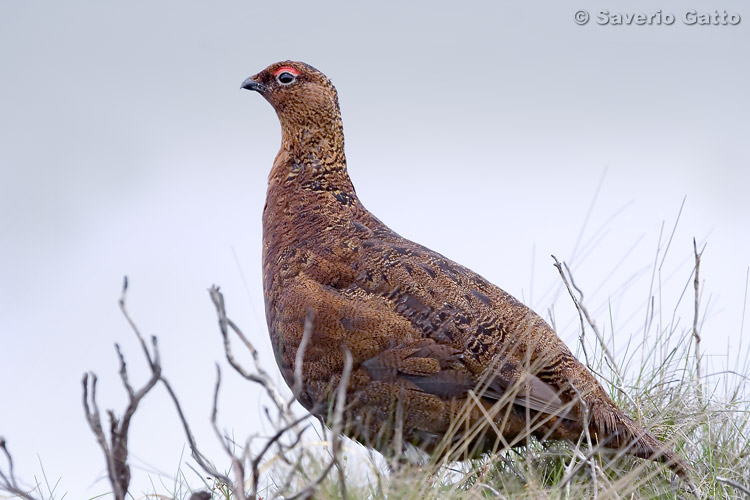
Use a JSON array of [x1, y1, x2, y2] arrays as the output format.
[[243, 61, 689, 477]]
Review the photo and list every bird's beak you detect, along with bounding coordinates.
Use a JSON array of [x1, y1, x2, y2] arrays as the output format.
[[241, 76, 266, 93]]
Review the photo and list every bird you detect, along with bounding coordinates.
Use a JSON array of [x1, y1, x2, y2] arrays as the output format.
[[240, 60, 690, 479]]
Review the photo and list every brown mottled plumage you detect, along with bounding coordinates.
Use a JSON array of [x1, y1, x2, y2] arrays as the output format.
[[241, 61, 690, 478]]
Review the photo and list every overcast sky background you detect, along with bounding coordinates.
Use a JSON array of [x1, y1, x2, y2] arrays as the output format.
[[1, 1, 748, 498]]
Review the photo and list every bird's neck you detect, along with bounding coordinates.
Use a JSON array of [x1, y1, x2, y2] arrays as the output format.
[[263, 117, 363, 268], [280, 112, 345, 161], [268, 114, 355, 196]]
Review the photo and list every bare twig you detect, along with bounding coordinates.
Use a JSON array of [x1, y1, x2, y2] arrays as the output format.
[[249, 413, 312, 497], [291, 310, 315, 412], [118, 276, 160, 372], [692, 238, 705, 402], [0, 438, 40, 500], [288, 348, 353, 500], [208, 286, 289, 420], [207, 365, 251, 500], [332, 347, 353, 500], [81, 276, 161, 500], [207, 285, 355, 499], [552, 255, 591, 367], [552, 256, 629, 391], [717, 476, 750, 497], [160, 371, 237, 497], [564, 261, 624, 385], [162, 286, 317, 499], [163, 344, 317, 500], [576, 387, 598, 498], [562, 434, 582, 497]]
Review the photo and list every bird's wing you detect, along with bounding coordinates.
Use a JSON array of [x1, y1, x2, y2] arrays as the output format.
[[360, 337, 571, 418], [481, 368, 570, 417], [361, 339, 474, 398], [280, 255, 572, 418]]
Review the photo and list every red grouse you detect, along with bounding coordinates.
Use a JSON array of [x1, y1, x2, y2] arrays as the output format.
[[241, 61, 689, 479]]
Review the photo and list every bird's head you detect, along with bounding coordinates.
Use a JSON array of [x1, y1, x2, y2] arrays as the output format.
[[242, 61, 346, 166], [241, 61, 341, 126]]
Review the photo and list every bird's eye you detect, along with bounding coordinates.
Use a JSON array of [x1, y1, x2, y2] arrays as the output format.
[[276, 72, 296, 85]]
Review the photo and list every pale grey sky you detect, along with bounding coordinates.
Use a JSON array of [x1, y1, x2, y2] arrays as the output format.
[[1, 1, 748, 497]]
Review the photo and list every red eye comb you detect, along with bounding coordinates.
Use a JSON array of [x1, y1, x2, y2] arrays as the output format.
[[273, 66, 300, 77]]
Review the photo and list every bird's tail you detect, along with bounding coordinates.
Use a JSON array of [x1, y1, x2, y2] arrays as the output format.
[[589, 399, 691, 480]]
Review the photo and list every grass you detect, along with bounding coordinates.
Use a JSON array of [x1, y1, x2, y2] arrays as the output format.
[[2, 243, 749, 500], [160, 245, 749, 500], [234, 324, 749, 500], [219, 244, 747, 499]]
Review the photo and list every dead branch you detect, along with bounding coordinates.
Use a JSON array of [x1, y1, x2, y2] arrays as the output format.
[[692, 238, 705, 402], [564, 261, 623, 385], [8, 281, 355, 500], [552, 255, 591, 367], [81, 276, 161, 500], [291, 310, 315, 412], [207, 285, 354, 500], [249, 412, 312, 498], [159, 371, 236, 496], [551, 256, 643, 424], [0, 438, 40, 500], [716, 476, 750, 497], [159, 333, 310, 500], [208, 366, 248, 498], [552, 256, 627, 387], [288, 347, 353, 500], [332, 347, 353, 500], [208, 286, 290, 421]]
